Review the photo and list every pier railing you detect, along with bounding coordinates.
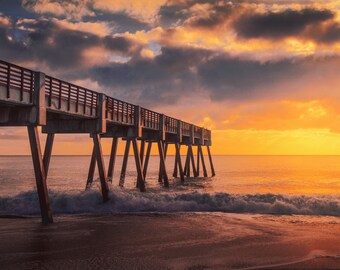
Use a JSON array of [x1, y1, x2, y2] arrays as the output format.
[[0, 59, 211, 143], [164, 116, 178, 134], [106, 96, 135, 125], [45, 75, 98, 117], [0, 60, 34, 104], [141, 108, 160, 130]]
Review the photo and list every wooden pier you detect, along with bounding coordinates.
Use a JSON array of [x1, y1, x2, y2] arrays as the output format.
[[0, 60, 214, 224]]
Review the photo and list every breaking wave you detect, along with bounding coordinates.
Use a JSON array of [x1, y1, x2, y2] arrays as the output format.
[[0, 189, 339, 216]]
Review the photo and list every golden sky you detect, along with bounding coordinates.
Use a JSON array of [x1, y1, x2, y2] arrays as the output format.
[[1, 0, 340, 155]]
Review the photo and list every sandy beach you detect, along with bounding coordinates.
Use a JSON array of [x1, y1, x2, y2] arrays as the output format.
[[0, 213, 339, 270]]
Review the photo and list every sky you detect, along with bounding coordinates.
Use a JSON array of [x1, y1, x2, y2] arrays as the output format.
[[1, 0, 340, 155]]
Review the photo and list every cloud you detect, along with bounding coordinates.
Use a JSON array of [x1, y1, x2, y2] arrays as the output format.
[[87, 47, 207, 104], [83, 11, 150, 34], [312, 22, 340, 44], [0, 14, 11, 27], [198, 56, 302, 101], [87, 46, 309, 105], [103, 36, 141, 54], [22, 0, 94, 20], [0, 19, 141, 75], [185, 2, 233, 28], [233, 8, 334, 39], [92, 0, 167, 24], [52, 19, 111, 37]]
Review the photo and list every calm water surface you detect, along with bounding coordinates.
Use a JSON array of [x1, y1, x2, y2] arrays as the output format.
[[1, 155, 340, 196]]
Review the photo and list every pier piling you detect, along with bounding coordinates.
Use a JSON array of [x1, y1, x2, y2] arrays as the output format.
[[108, 138, 118, 182], [27, 126, 53, 224]]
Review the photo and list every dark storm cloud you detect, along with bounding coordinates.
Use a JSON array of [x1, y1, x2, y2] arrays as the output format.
[[315, 23, 340, 44], [88, 47, 209, 104], [103, 36, 139, 54], [0, 0, 36, 20], [158, 5, 191, 27], [83, 12, 150, 33], [159, 0, 233, 27], [198, 57, 301, 100], [234, 8, 334, 39], [27, 21, 100, 69], [87, 47, 305, 105], [0, 20, 139, 72], [0, 28, 29, 62], [187, 4, 233, 28]]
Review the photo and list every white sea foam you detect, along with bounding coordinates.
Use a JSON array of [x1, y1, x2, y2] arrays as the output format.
[[0, 189, 339, 216]]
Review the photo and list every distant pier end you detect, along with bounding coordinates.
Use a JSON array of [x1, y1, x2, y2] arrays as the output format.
[[0, 59, 215, 224]]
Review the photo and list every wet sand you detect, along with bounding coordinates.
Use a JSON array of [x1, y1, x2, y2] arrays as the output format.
[[0, 213, 339, 270]]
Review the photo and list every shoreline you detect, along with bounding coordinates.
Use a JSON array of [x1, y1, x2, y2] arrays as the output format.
[[0, 213, 339, 269]]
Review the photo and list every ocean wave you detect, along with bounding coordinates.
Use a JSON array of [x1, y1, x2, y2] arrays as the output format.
[[0, 189, 339, 216]]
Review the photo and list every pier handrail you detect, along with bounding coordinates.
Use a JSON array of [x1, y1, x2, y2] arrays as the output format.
[[0, 60, 35, 103], [140, 107, 160, 130], [106, 96, 135, 125], [0, 59, 210, 139], [45, 75, 98, 117]]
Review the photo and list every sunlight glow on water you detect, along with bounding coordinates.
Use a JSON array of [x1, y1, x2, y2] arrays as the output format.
[[0, 155, 340, 196]]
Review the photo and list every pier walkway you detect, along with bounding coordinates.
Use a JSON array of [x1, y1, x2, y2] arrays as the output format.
[[0, 60, 214, 223]]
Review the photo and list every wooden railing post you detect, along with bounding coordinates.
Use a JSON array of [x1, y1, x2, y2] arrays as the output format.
[[200, 128, 204, 146], [97, 93, 106, 133], [32, 72, 46, 125], [189, 124, 194, 145], [177, 120, 182, 144], [160, 114, 165, 141], [134, 105, 142, 137]]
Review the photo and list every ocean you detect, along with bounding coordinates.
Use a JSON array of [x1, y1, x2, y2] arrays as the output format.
[[0, 155, 340, 216]]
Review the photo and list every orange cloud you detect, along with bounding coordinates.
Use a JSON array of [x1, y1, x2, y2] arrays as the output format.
[[92, 0, 167, 23], [53, 19, 111, 37], [0, 15, 11, 27], [23, 0, 94, 20]]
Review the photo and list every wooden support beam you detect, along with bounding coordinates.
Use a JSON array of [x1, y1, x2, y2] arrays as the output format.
[[157, 141, 169, 187], [93, 134, 109, 202], [173, 144, 181, 177], [196, 146, 200, 177], [207, 145, 216, 177], [175, 143, 185, 182], [140, 140, 145, 167], [132, 138, 146, 192], [85, 145, 96, 190], [184, 146, 191, 177], [158, 142, 168, 182], [158, 141, 164, 182], [199, 145, 208, 177], [164, 143, 168, 158], [143, 141, 152, 179], [119, 139, 131, 187], [108, 138, 118, 182], [27, 126, 53, 224], [136, 140, 145, 188], [189, 145, 198, 177], [43, 133, 54, 176]]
